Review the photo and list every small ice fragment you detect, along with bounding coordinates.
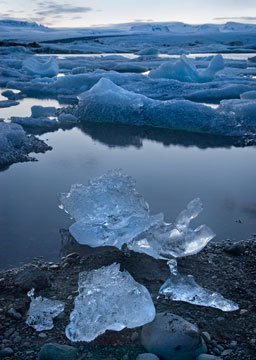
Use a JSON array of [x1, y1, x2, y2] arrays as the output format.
[[26, 288, 65, 331], [65, 263, 156, 342], [159, 260, 239, 311]]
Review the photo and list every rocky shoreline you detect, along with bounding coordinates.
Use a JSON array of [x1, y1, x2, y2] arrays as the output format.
[[0, 233, 255, 360]]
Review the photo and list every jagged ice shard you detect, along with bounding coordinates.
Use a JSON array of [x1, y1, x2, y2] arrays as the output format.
[[59, 170, 215, 259], [26, 288, 65, 331], [159, 260, 239, 311], [65, 263, 156, 342]]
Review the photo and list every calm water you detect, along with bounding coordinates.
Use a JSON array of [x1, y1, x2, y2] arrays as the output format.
[[0, 64, 256, 269]]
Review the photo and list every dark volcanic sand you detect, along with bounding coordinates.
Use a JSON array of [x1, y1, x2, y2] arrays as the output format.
[[0, 231, 255, 360]]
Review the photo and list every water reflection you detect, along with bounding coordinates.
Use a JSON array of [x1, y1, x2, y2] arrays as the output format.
[[79, 122, 247, 150]]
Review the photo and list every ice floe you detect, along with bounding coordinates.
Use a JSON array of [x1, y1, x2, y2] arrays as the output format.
[[0, 121, 51, 167], [75, 77, 256, 137]]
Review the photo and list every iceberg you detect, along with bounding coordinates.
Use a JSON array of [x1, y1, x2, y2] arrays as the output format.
[[23, 57, 59, 77], [75, 78, 256, 137], [76, 78, 216, 133], [59, 170, 215, 259], [159, 260, 239, 311], [65, 263, 156, 342], [26, 288, 65, 331], [149, 55, 224, 82]]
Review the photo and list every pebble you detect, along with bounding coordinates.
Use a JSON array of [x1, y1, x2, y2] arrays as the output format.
[[4, 328, 15, 338], [131, 331, 139, 342], [196, 355, 221, 360], [240, 309, 248, 315], [224, 243, 244, 256], [136, 354, 160, 360], [212, 346, 221, 355], [0, 347, 14, 358], [38, 333, 47, 338], [202, 332, 211, 342], [38, 343, 78, 360], [8, 308, 22, 320], [229, 340, 237, 349], [216, 317, 225, 323], [221, 349, 232, 356]]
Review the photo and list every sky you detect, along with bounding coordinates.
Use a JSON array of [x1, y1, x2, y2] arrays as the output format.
[[1, 0, 256, 27]]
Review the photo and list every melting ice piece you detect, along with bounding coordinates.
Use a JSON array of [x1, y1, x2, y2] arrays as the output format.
[[129, 198, 215, 259], [59, 169, 163, 249], [59, 171, 215, 259], [65, 263, 156, 342], [159, 260, 239, 311], [26, 288, 65, 331]]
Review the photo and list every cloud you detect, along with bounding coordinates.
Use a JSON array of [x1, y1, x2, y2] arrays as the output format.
[[214, 16, 256, 21], [34, 1, 92, 17]]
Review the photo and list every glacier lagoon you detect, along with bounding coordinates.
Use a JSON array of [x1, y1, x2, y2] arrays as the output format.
[[0, 116, 256, 268], [1, 21, 256, 268]]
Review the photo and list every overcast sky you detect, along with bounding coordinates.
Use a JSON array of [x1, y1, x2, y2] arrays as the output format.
[[1, 0, 256, 27]]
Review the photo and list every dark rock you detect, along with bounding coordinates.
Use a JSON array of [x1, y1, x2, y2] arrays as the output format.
[[15, 266, 50, 291], [141, 312, 207, 360], [224, 243, 244, 256], [38, 343, 78, 360]]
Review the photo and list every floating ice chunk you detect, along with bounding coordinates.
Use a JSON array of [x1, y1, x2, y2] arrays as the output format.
[[149, 55, 224, 82], [0, 121, 51, 166], [114, 63, 147, 73], [31, 105, 56, 118], [138, 47, 159, 56], [58, 113, 78, 124], [76, 78, 216, 134], [75, 78, 256, 137], [11, 116, 58, 128], [59, 171, 215, 258], [240, 90, 256, 99], [26, 288, 65, 331], [65, 263, 156, 342], [129, 198, 215, 259], [0, 100, 19, 108], [159, 260, 239, 311], [23, 57, 59, 77]]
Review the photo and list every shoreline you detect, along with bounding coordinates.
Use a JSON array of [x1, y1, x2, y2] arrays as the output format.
[[0, 234, 255, 359]]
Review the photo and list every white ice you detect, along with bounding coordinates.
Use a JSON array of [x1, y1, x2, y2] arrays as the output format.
[[65, 263, 156, 342], [159, 260, 239, 311]]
